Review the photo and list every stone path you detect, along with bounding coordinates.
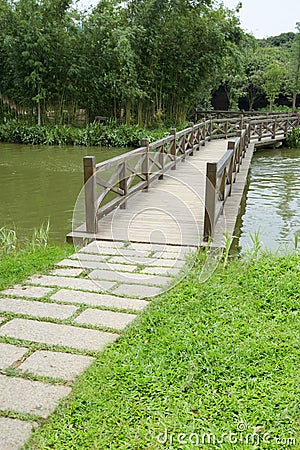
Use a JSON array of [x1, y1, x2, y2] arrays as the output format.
[[0, 240, 192, 449]]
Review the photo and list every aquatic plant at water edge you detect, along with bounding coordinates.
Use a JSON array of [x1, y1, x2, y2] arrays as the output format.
[[286, 126, 300, 148]]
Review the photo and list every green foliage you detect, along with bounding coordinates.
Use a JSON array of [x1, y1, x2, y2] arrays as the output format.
[[286, 126, 300, 148], [0, 121, 168, 147], [26, 252, 300, 449]]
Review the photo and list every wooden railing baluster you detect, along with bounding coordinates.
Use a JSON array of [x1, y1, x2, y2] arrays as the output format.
[[82, 112, 297, 237], [141, 138, 150, 191]]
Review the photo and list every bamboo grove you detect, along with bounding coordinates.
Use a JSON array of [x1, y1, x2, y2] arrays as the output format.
[[0, 0, 299, 126]]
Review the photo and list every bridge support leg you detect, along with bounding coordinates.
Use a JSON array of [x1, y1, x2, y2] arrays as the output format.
[[203, 162, 217, 241], [83, 156, 97, 234]]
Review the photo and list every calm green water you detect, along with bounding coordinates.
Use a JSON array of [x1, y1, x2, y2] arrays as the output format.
[[1, 143, 300, 249], [238, 147, 300, 252], [0, 143, 125, 243]]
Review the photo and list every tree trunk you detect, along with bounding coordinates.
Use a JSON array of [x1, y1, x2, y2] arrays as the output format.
[[137, 100, 143, 127], [126, 100, 131, 126], [37, 100, 41, 126]]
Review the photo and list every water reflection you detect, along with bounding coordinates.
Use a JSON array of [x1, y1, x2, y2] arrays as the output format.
[[239, 147, 300, 252]]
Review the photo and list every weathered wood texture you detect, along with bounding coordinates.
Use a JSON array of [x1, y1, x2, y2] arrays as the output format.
[[67, 113, 299, 247]]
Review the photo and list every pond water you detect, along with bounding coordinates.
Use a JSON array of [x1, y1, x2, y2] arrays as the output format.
[[0, 143, 126, 243], [1, 143, 300, 250], [237, 147, 300, 252]]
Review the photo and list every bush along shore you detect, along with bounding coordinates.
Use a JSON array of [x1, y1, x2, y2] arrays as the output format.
[[0, 121, 170, 148], [286, 126, 300, 148], [23, 245, 300, 449]]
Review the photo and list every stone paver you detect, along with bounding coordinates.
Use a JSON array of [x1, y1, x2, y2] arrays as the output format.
[[113, 284, 163, 298], [57, 258, 138, 272], [50, 268, 84, 277], [0, 343, 28, 369], [51, 289, 149, 311], [75, 309, 137, 330], [28, 275, 115, 293], [109, 255, 181, 267], [141, 266, 181, 276], [80, 240, 125, 250], [0, 374, 71, 418], [18, 350, 94, 381], [79, 244, 149, 257], [70, 252, 107, 262], [1, 285, 54, 299], [0, 418, 37, 450], [0, 298, 77, 320], [0, 318, 119, 351], [89, 269, 171, 286]]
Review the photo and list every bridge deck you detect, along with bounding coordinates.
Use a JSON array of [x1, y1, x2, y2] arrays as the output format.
[[68, 139, 255, 248]]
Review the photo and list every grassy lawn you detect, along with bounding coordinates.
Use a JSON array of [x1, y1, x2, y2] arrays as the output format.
[[25, 252, 300, 449], [0, 225, 73, 290]]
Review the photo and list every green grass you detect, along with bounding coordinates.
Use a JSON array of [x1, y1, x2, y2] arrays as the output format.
[[24, 253, 300, 449]]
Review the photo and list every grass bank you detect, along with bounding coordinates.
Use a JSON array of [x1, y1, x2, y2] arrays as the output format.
[[25, 252, 300, 449], [0, 226, 72, 290]]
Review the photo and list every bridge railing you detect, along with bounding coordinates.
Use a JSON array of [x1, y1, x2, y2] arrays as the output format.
[[83, 113, 298, 234], [203, 126, 250, 240], [83, 120, 212, 233]]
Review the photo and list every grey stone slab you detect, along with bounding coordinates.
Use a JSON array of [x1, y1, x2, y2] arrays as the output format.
[[75, 309, 137, 331], [70, 252, 107, 262], [80, 240, 125, 250], [0, 318, 119, 351], [141, 266, 181, 276], [28, 275, 115, 293], [18, 350, 94, 381], [50, 268, 84, 277], [89, 269, 170, 286], [1, 285, 53, 299], [109, 255, 184, 267], [81, 246, 152, 258], [57, 258, 137, 272], [0, 374, 71, 418], [0, 343, 28, 369], [113, 284, 163, 298], [0, 418, 37, 450], [0, 298, 77, 320], [51, 289, 149, 312]]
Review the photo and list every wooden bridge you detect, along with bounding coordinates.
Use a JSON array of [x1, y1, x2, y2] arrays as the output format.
[[67, 113, 299, 248]]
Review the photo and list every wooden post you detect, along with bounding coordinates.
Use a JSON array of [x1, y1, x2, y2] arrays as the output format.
[[119, 161, 127, 209], [239, 113, 244, 131], [224, 120, 228, 139], [158, 145, 164, 180], [258, 121, 262, 141], [188, 122, 194, 155], [83, 156, 97, 234], [141, 138, 150, 190], [237, 130, 242, 171], [227, 141, 235, 188], [203, 162, 217, 241], [170, 128, 177, 170], [272, 117, 277, 139], [208, 116, 212, 141], [202, 120, 206, 146]]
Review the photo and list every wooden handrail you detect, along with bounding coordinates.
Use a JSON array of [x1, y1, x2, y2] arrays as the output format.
[[84, 114, 298, 234]]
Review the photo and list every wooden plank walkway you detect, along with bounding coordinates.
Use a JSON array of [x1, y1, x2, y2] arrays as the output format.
[[69, 138, 249, 247]]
